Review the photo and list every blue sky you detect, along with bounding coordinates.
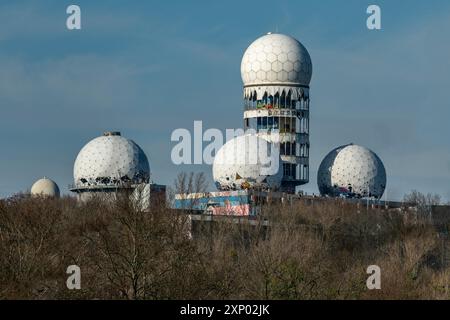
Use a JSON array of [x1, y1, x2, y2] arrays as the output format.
[[1, 0, 450, 201]]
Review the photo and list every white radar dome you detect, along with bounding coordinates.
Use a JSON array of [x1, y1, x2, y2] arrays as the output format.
[[212, 135, 282, 191], [31, 177, 60, 198], [73, 132, 150, 189], [241, 33, 312, 87], [317, 144, 387, 199]]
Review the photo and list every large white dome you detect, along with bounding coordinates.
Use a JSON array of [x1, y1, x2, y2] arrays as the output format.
[[31, 177, 60, 198], [317, 144, 386, 199], [73, 132, 150, 189], [212, 135, 282, 191], [241, 33, 312, 87]]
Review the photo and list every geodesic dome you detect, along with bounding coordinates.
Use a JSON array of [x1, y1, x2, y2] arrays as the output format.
[[212, 135, 283, 191], [241, 33, 312, 100], [73, 132, 150, 189], [317, 144, 386, 199]]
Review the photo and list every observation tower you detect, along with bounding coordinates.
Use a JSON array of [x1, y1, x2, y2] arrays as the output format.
[[241, 33, 313, 193]]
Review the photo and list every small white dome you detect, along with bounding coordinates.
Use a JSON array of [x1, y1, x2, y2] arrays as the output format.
[[317, 144, 387, 199], [212, 135, 282, 191], [73, 132, 150, 189], [31, 178, 60, 198], [241, 33, 312, 87]]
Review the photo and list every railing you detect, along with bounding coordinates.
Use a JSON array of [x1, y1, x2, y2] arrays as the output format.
[[68, 181, 148, 191], [244, 102, 309, 111]]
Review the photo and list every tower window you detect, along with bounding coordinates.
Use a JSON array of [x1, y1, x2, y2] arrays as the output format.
[[280, 143, 286, 155], [281, 142, 295, 156], [283, 163, 296, 178]]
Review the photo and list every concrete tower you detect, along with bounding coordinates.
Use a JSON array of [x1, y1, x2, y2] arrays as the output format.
[[241, 33, 313, 193]]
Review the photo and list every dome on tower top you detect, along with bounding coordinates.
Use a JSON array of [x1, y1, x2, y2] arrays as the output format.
[[241, 33, 312, 87]]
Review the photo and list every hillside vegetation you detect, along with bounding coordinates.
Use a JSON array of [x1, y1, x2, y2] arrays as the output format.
[[0, 191, 448, 299]]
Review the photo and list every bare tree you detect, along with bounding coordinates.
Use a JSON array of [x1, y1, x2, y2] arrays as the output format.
[[171, 172, 208, 212], [404, 190, 441, 220]]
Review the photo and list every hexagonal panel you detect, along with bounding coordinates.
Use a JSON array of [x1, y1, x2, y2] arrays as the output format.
[[251, 61, 261, 72], [261, 61, 271, 72], [272, 40, 281, 47], [272, 61, 282, 72], [277, 70, 288, 82], [287, 51, 299, 62], [245, 62, 252, 73], [267, 70, 277, 82], [256, 52, 266, 62], [266, 52, 277, 63], [283, 61, 294, 72], [263, 45, 273, 53], [256, 70, 266, 80], [278, 52, 288, 63], [273, 46, 282, 55], [288, 70, 297, 81]]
